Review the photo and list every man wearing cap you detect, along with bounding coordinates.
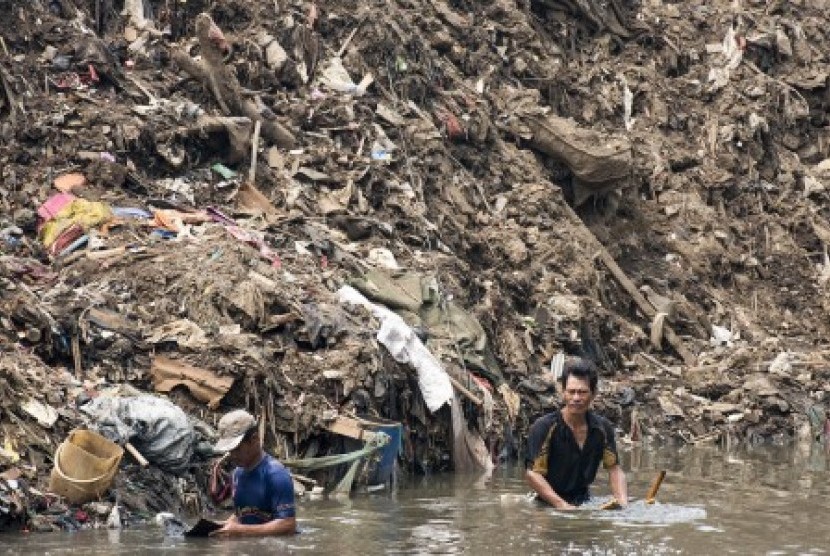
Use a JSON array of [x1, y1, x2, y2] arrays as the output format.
[[211, 409, 297, 537]]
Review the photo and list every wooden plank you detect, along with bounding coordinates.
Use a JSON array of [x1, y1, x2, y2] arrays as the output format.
[[325, 416, 383, 443]]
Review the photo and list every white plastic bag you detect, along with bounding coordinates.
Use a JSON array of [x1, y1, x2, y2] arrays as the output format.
[[338, 286, 453, 412]]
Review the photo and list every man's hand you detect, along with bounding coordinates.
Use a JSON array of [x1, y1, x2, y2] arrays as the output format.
[[608, 465, 628, 508], [600, 498, 624, 511], [208, 515, 296, 538], [210, 515, 240, 538], [554, 500, 576, 510]]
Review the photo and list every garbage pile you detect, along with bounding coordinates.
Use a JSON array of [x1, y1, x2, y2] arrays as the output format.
[[2, 0, 830, 532]]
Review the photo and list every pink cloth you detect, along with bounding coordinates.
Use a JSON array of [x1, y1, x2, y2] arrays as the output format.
[[37, 193, 76, 221]]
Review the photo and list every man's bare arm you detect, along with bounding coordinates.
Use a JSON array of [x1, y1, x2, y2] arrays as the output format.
[[211, 516, 296, 537], [525, 469, 575, 510], [608, 465, 628, 505]]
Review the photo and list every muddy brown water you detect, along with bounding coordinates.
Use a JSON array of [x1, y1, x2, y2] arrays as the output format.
[[3, 443, 829, 555]]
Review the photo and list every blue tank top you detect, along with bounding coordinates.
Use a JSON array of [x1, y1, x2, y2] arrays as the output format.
[[232, 454, 296, 524]]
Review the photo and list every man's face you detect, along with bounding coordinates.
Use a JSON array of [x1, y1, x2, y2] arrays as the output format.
[[562, 375, 595, 415], [228, 433, 259, 467]]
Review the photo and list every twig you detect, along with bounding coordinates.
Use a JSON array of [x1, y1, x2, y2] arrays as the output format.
[[336, 20, 364, 58], [596, 244, 695, 365], [124, 74, 157, 105], [170, 14, 294, 146], [690, 431, 720, 445], [291, 473, 317, 486], [743, 59, 808, 106], [446, 151, 492, 213], [660, 34, 681, 55], [0, 36, 8, 57], [259, 404, 267, 446], [645, 470, 667, 504]]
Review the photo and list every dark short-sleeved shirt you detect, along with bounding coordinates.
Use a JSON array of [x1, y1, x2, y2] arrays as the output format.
[[525, 410, 619, 505], [232, 454, 296, 524]]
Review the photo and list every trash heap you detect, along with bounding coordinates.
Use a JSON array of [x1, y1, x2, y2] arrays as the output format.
[[2, 0, 830, 532]]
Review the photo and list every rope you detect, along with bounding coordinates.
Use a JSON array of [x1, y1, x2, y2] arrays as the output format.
[[281, 432, 390, 471]]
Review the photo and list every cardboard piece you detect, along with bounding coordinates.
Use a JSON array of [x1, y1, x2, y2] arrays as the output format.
[[150, 357, 234, 409]]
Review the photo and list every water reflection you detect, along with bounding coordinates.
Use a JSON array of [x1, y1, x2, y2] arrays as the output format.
[[3, 443, 830, 555]]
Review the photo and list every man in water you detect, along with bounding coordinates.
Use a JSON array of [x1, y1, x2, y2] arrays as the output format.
[[525, 358, 628, 509], [211, 409, 297, 537]]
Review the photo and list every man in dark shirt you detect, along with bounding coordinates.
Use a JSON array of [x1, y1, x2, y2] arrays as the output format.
[[210, 409, 297, 537], [525, 358, 628, 509]]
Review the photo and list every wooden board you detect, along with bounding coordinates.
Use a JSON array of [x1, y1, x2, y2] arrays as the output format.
[[325, 416, 383, 443]]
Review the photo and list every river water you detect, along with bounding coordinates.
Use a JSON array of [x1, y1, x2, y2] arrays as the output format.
[[3, 442, 829, 554]]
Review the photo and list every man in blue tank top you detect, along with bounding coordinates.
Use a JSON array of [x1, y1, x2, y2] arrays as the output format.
[[211, 409, 296, 537]]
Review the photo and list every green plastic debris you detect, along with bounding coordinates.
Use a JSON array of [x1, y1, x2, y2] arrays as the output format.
[[211, 163, 237, 180], [395, 56, 408, 72]]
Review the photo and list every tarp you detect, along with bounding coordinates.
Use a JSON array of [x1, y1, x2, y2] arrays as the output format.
[[450, 394, 494, 474], [349, 269, 505, 386], [79, 395, 196, 474]]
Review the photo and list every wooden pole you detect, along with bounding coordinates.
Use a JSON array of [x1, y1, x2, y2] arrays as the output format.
[[124, 442, 149, 467], [645, 470, 667, 503], [447, 375, 483, 406], [561, 202, 696, 366], [71, 335, 83, 377], [249, 119, 261, 185]]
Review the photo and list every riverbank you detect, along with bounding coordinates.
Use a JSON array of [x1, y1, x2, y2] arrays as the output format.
[[2, 0, 830, 533]]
